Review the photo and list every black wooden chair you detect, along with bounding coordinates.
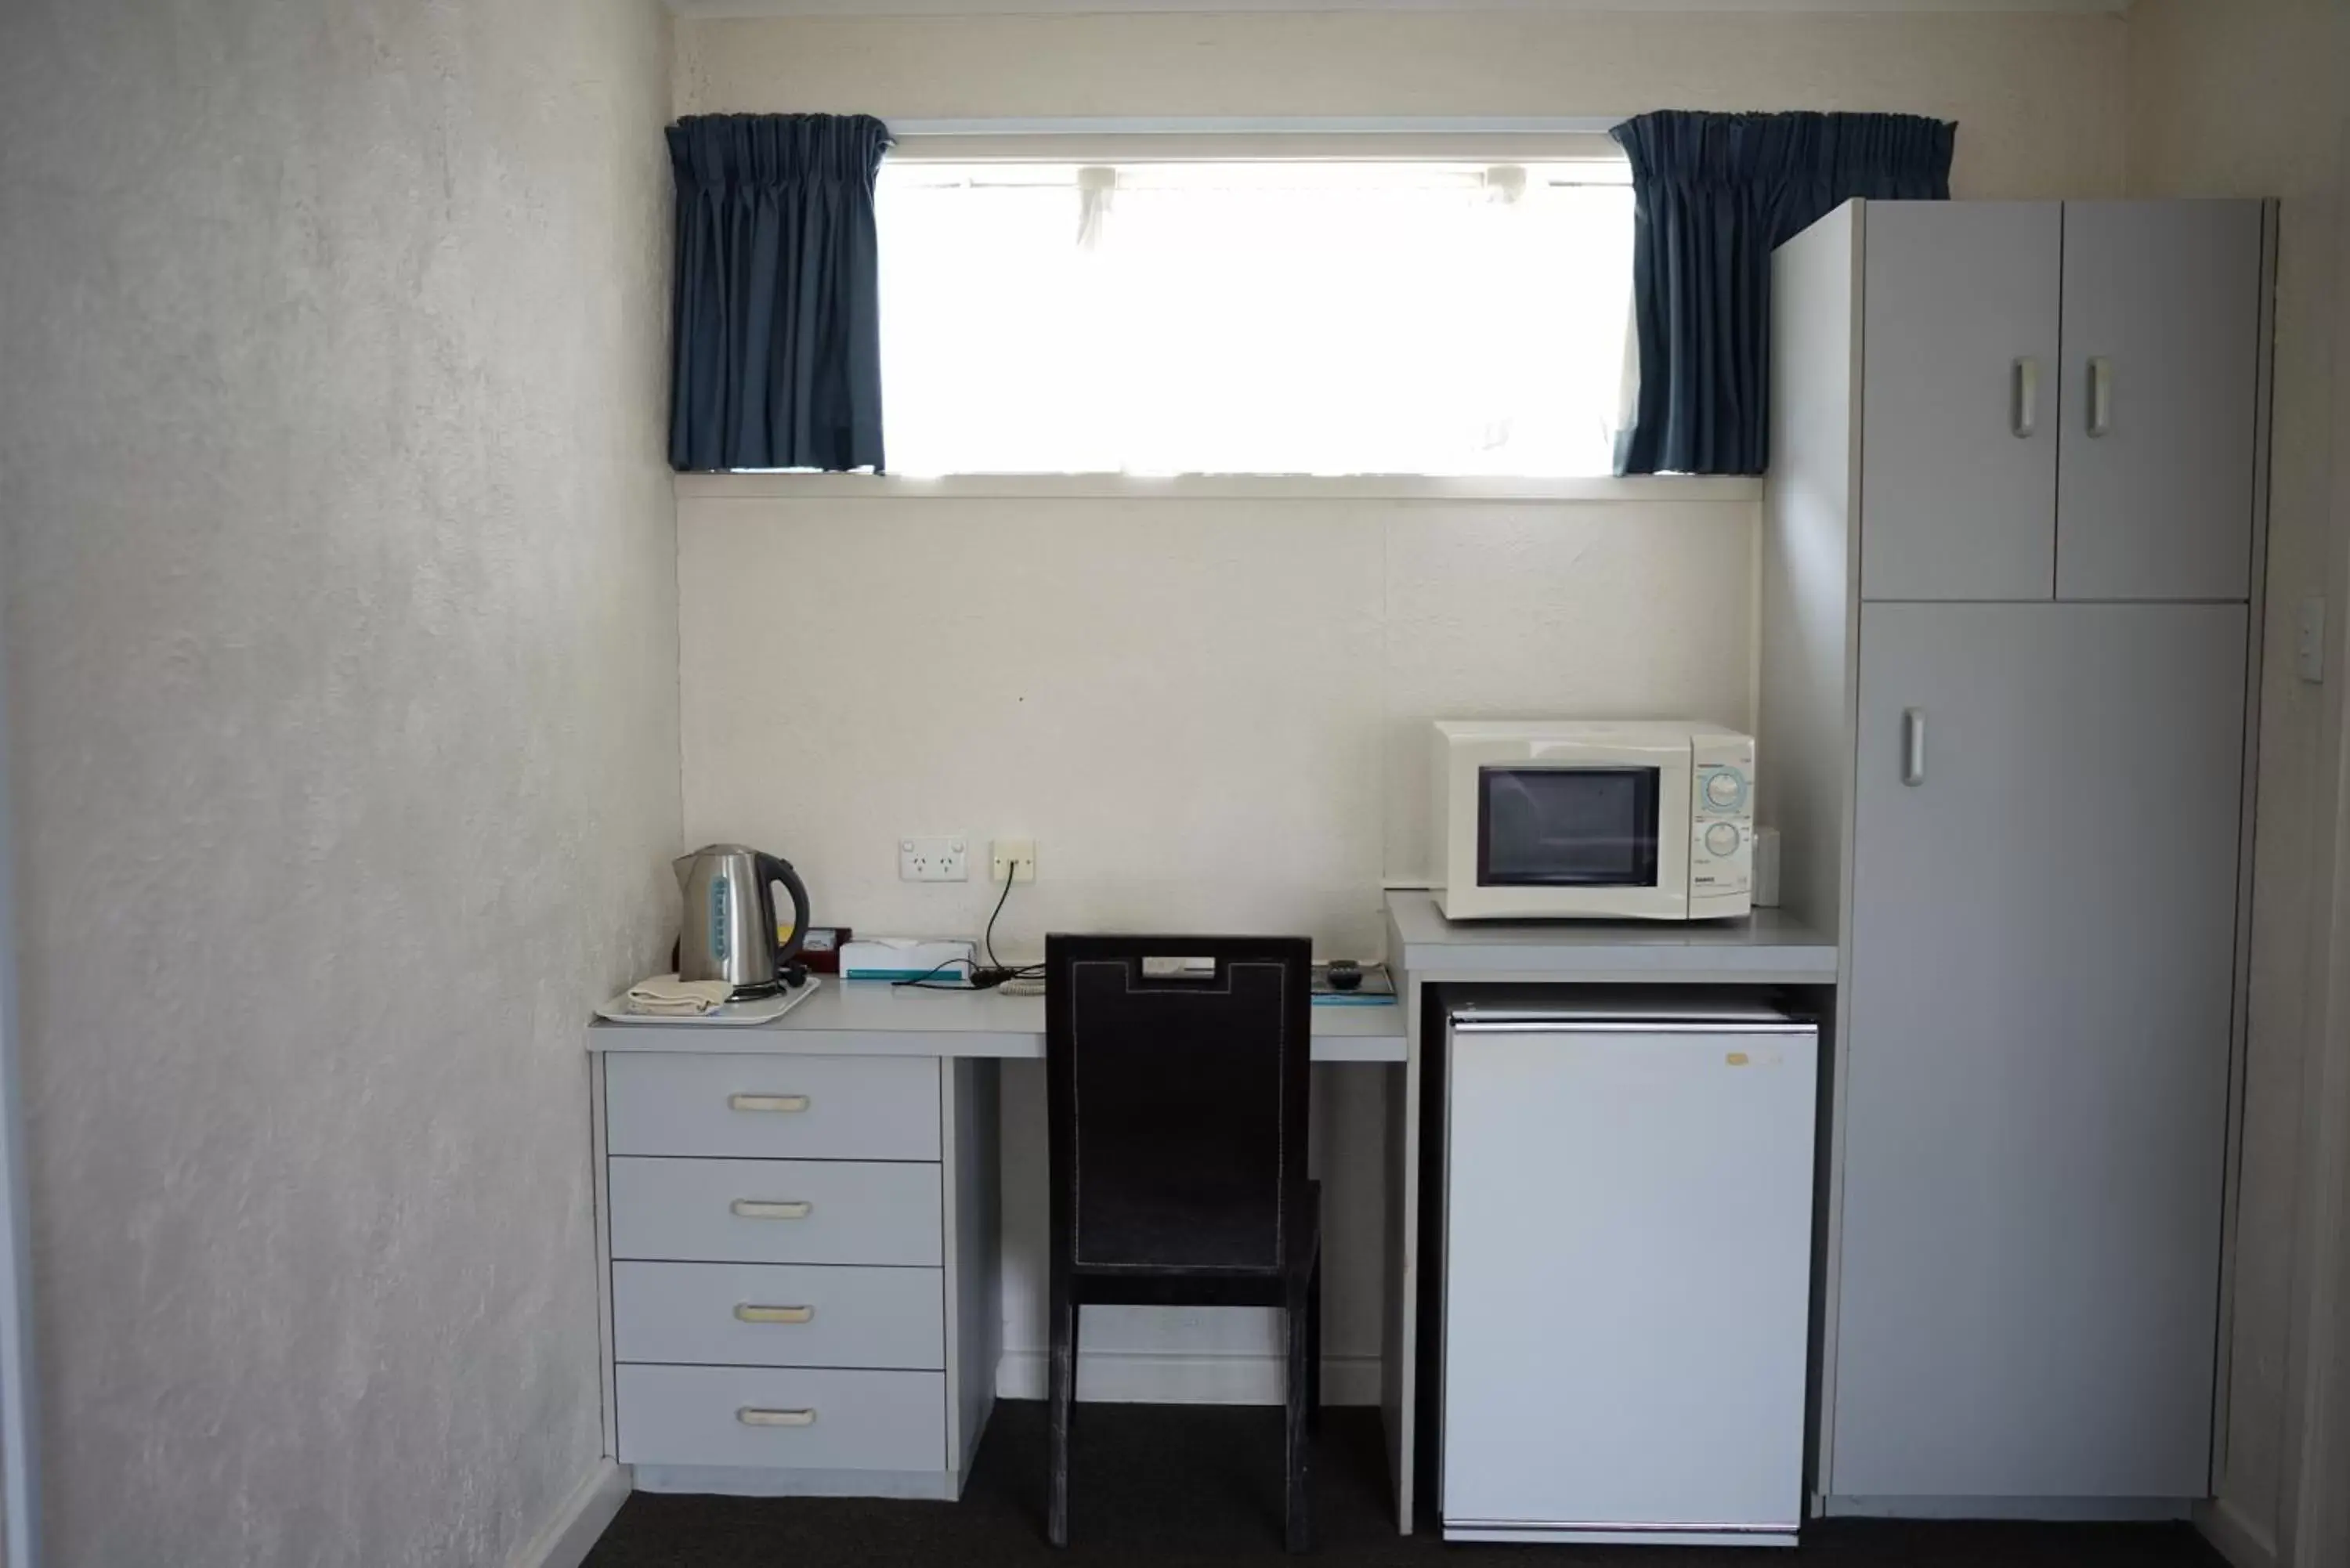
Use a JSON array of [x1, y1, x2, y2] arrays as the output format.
[[1043, 934, 1320, 1552]]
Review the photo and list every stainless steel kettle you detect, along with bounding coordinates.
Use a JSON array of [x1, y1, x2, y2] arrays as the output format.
[[673, 844, 812, 999]]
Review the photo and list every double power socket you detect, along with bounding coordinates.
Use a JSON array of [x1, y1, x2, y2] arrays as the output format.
[[899, 836, 1037, 884]]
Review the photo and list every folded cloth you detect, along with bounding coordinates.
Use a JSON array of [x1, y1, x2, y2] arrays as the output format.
[[625, 974, 736, 1017]]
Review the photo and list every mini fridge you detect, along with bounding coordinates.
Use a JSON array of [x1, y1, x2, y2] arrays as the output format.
[[1438, 999, 1819, 1546]]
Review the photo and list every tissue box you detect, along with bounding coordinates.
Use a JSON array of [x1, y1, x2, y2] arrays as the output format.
[[841, 938, 977, 983]]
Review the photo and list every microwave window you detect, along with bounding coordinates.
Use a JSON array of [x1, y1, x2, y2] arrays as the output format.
[[1478, 767, 1662, 887]]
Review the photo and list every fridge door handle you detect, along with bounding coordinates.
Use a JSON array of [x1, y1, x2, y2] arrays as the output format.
[[1900, 709, 1926, 787], [2086, 356, 2113, 438]]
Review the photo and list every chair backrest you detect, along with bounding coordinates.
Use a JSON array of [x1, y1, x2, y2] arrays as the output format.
[[1045, 934, 1313, 1274]]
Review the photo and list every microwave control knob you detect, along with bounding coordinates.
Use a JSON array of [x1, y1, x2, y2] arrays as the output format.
[[1705, 770, 1745, 809], [1705, 822, 1742, 858]]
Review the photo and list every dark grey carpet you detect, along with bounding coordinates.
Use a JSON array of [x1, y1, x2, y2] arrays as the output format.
[[582, 1401, 2225, 1566]]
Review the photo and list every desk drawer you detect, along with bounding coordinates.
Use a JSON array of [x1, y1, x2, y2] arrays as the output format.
[[609, 1157, 942, 1266], [613, 1261, 944, 1371], [616, 1364, 945, 1471], [606, 1053, 941, 1161]]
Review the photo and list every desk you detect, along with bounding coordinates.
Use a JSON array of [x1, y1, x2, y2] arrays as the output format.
[[583, 897, 1837, 1522], [587, 981, 1408, 1061]]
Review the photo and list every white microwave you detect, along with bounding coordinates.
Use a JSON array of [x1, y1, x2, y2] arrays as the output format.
[[1431, 721, 1755, 921]]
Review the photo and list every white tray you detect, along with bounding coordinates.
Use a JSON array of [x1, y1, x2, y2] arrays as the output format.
[[595, 975, 822, 1028]]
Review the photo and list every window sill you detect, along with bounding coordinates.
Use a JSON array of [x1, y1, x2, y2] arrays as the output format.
[[672, 472, 1762, 504]]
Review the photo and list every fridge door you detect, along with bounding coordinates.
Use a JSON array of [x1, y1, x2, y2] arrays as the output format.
[[1833, 601, 2246, 1499], [1441, 1012, 1818, 1540]]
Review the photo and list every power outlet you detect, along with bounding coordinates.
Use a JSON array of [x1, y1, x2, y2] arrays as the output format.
[[899, 836, 968, 882], [2300, 595, 2327, 685], [991, 838, 1038, 883]]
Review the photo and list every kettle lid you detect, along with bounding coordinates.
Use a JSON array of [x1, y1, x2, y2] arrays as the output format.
[[675, 843, 758, 882]]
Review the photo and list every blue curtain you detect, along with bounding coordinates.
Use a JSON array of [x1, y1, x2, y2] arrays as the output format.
[[1612, 111, 1955, 476], [668, 114, 890, 472]]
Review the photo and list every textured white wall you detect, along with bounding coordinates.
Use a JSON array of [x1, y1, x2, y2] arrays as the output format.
[[675, 9, 2130, 199], [2127, 4, 2350, 1561], [0, 2, 680, 1565]]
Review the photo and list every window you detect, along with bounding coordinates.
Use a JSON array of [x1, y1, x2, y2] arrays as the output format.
[[877, 157, 1635, 478]]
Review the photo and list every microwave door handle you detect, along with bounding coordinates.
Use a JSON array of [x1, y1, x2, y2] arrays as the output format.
[[1900, 709, 1926, 787]]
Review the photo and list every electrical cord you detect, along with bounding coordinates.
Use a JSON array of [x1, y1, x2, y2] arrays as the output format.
[[891, 954, 977, 991], [974, 861, 1046, 988], [893, 863, 1042, 991], [982, 860, 1014, 970]]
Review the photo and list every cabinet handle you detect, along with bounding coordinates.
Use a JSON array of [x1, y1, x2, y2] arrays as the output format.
[[1900, 709, 1926, 787], [730, 1199, 812, 1220], [736, 1407, 817, 1428], [2010, 357, 2039, 437], [728, 1093, 809, 1113], [2086, 356, 2113, 437], [734, 1303, 815, 1324]]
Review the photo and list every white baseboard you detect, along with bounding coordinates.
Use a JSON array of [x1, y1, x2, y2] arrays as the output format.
[[512, 1458, 631, 1568], [2195, 1495, 2278, 1568], [995, 1348, 1380, 1407]]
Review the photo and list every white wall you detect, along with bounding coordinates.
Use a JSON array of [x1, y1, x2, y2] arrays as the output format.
[[670, 3, 2135, 1406], [675, 9, 2130, 199], [678, 485, 1755, 952], [2127, 4, 2350, 1563], [0, 2, 680, 1564]]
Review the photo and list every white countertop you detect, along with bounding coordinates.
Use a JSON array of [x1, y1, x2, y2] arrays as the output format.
[[592, 900, 1836, 1059], [1384, 890, 1838, 983], [588, 979, 1408, 1062]]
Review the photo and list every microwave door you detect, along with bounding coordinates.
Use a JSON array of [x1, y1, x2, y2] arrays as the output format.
[[1479, 767, 1663, 888]]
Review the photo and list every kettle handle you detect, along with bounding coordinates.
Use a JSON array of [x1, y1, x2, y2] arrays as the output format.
[[756, 852, 812, 967]]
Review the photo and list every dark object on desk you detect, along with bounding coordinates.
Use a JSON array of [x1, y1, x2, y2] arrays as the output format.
[[1310, 961, 1393, 1002], [1044, 934, 1321, 1553], [797, 926, 851, 976]]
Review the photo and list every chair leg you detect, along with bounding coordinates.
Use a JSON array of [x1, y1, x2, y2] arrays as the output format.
[[1306, 1258, 1323, 1433], [1048, 1290, 1078, 1547], [1285, 1279, 1313, 1552]]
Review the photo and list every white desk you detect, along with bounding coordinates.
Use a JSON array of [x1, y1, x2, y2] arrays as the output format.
[[583, 896, 1838, 1525], [584, 983, 1404, 1503], [588, 981, 1407, 1061], [1385, 892, 1838, 983]]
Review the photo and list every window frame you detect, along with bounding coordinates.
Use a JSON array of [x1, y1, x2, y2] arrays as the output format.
[[714, 123, 1739, 497]]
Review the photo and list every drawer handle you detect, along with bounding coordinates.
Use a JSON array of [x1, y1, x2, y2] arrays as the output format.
[[737, 1407, 817, 1428], [728, 1093, 810, 1114], [730, 1199, 812, 1220], [735, 1303, 815, 1324]]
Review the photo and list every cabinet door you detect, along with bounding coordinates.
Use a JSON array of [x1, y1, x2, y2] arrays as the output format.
[[1833, 602, 2245, 1501], [2057, 201, 2263, 602], [1860, 202, 2061, 602]]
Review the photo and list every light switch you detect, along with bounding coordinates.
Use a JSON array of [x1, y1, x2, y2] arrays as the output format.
[[2300, 596, 2326, 685]]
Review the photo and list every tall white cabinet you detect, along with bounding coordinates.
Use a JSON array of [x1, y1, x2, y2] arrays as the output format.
[[1762, 198, 2271, 1512]]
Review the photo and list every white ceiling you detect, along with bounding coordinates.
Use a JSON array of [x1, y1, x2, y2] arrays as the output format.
[[670, 0, 2130, 17]]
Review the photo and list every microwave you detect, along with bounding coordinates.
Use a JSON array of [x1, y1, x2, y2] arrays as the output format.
[[1431, 720, 1755, 921]]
